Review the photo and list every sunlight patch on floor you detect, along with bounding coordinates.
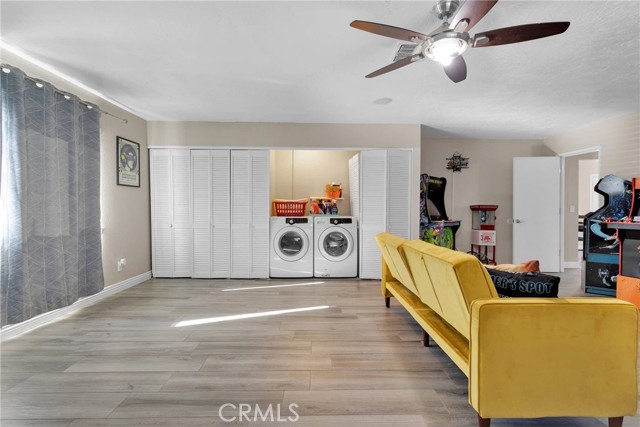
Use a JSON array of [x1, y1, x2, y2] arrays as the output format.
[[221, 281, 325, 292], [173, 305, 332, 327]]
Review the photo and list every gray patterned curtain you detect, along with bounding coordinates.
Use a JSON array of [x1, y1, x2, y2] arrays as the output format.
[[1, 65, 104, 327]]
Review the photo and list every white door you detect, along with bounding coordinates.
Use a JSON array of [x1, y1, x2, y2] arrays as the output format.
[[211, 150, 231, 278], [171, 150, 192, 277], [359, 150, 388, 279], [387, 150, 411, 239], [513, 157, 561, 272], [192, 150, 231, 278], [230, 150, 269, 278], [150, 149, 173, 277], [348, 154, 360, 222], [191, 150, 213, 278], [250, 150, 270, 278]]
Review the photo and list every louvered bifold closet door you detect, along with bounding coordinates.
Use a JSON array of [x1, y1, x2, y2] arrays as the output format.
[[191, 150, 213, 278], [171, 149, 193, 277], [151, 149, 173, 277], [230, 150, 269, 279], [249, 150, 270, 278], [387, 150, 411, 239], [230, 151, 252, 278], [348, 154, 360, 223], [192, 149, 231, 279], [210, 150, 231, 278], [359, 150, 388, 279]]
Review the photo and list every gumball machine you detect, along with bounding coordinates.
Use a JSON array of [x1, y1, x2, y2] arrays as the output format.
[[470, 205, 498, 265]]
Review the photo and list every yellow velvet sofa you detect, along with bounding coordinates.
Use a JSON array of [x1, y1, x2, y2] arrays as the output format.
[[375, 232, 638, 427]]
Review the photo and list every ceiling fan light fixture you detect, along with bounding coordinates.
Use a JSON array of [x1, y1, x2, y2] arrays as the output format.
[[423, 32, 469, 65]]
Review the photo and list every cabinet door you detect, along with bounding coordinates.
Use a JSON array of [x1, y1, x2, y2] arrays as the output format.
[[211, 150, 231, 278], [387, 150, 411, 239], [359, 150, 388, 279], [191, 150, 212, 278], [230, 151, 251, 278], [150, 149, 173, 277], [250, 150, 270, 278]]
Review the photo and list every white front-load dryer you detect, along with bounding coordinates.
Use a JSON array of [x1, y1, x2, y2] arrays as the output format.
[[270, 217, 314, 278], [314, 216, 358, 278]]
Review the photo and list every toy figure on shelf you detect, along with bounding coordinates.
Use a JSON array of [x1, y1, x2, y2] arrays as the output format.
[[420, 174, 460, 250]]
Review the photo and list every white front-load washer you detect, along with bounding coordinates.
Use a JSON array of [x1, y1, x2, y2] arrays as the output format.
[[270, 217, 314, 278], [314, 216, 358, 278]]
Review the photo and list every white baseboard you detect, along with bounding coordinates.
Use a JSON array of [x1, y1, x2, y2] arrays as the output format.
[[0, 271, 152, 342], [563, 261, 580, 269]]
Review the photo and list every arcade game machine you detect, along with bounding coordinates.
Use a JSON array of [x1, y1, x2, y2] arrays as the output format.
[[583, 174, 632, 296], [604, 177, 640, 307], [420, 174, 461, 249]]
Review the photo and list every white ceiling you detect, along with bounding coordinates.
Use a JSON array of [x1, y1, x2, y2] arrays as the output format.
[[2, 1, 639, 139]]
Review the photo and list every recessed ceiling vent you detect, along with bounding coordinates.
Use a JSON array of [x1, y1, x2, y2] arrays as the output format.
[[393, 43, 419, 62]]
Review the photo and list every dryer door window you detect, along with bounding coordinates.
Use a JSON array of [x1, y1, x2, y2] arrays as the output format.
[[319, 228, 354, 262], [275, 228, 309, 261]]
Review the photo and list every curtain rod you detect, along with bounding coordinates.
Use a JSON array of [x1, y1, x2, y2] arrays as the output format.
[[2, 64, 129, 124]]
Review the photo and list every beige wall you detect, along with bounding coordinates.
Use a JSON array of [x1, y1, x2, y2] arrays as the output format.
[[271, 150, 358, 216], [148, 122, 422, 238], [3, 49, 151, 287], [420, 134, 553, 264], [545, 113, 640, 181]]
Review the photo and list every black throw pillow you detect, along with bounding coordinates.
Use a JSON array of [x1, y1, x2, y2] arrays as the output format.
[[488, 269, 560, 298]]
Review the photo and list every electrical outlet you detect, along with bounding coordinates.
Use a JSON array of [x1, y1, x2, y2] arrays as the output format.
[[117, 258, 126, 272]]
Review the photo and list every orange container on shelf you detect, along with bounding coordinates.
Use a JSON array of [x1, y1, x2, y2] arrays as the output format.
[[272, 199, 308, 216], [325, 184, 342, 199]]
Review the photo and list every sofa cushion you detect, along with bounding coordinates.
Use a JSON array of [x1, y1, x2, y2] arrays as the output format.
[[487, 269, 560, 298], [403, 240, 498, 339], [375, 233, 420, 297]]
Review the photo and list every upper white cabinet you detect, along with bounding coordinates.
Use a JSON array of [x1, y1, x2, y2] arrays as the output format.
[[230, 150, 270, 278], [351, 149, 412, 279], [150, 149, 192, 277], [191, 150, 231, 278]]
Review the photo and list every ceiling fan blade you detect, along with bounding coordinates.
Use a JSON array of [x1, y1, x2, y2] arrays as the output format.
[[443, 55, 467, 83], [449, 0, 498, 33], [366, 54, 423, 78], [350, 20, 429, 42], [473, 22, 570, 47]]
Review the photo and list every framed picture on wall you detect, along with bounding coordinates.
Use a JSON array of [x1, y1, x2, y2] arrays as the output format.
[[117, 137, 140, 187]]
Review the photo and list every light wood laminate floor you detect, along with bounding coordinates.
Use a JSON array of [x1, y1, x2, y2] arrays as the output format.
[[1, 270, 638, 427]]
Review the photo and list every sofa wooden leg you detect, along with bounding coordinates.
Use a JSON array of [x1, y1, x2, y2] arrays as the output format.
[[477, 415, 490, 427], [609, 417, 623, 427], [422, 330, 430, 347], [385, 297, 390, 308]]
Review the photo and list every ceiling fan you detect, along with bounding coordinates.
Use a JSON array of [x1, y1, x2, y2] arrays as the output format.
[[351, 0, 570, 83]]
